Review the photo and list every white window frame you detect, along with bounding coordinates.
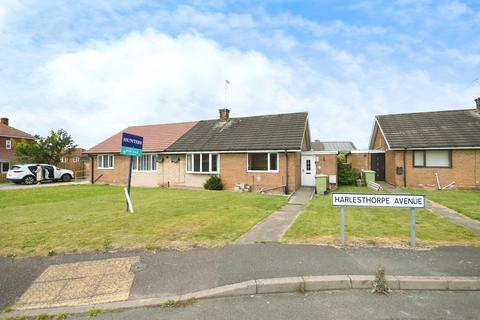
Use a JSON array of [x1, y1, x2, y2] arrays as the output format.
[[186, 153, 220, 174], [132, 154, 158, 172], [413, 150, 451, 168], [1, 162, 10, 173], [97, 154, 115, 169], [247, 152, 279, 173], [5, 139, 12, 150], [73, 156, 80, 163]]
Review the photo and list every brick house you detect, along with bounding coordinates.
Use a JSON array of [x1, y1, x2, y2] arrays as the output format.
[[85, 121, 198, 186], [0, 117, 34, 181], [348, 98, 480, 189], [85, 110, 315, 193], [57, 148, 89, 175]]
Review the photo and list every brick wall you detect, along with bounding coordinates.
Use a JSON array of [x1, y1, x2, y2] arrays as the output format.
[[315, 154, 337, 175], [347, 153, 370, 173], [219, 152, 300, 193], [89, 154, 129, 185]]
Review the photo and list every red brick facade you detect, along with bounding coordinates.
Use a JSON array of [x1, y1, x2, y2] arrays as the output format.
[[349, 123, 480, 189]]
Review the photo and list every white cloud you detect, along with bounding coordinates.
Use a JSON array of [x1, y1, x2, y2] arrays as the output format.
[[37, 29, 480, 149], [438, 1, 470, 19]]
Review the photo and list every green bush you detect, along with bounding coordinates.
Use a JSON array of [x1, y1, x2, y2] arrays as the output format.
[[203, 175, 223, 190], [337, 161, 358, 185]]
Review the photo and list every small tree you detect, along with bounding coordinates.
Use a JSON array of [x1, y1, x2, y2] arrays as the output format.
[[203, 175, 223, 190], [337, 158, 358, 185], [14, 129, 77, 164]]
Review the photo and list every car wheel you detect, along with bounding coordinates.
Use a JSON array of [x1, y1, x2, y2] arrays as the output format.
[[23, 176, 36, 185], [61, 174, 72, 182]]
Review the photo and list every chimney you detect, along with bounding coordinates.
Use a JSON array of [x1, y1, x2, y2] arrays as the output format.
[[476, 97, 480, 112], [219, 108, 230, 122], [0, 117, 8, 126]]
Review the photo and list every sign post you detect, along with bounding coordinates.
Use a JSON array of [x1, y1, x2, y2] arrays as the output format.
[[332, 193, 425, 247], [120, 132, 143, 213]]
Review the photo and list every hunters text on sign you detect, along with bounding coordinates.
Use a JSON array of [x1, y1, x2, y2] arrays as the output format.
[[332, 193, 425, 208]]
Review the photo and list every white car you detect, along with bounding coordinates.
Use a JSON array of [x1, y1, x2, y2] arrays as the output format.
[[6, 164, 74, 185]]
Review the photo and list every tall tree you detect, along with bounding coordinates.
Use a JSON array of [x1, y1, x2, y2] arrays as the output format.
[[14, 129, 77, 164]]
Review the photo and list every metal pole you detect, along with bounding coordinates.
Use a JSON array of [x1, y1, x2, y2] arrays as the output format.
[[410, 207, 416, 247], [340, 206, 345, 245], [126, 156, 133, 212]]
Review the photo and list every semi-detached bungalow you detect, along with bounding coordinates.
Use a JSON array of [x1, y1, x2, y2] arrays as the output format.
[[347, 98, 480, 189], [85, 109, 321, 193]]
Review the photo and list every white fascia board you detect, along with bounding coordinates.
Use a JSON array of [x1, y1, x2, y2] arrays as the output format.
[[373, 118, 391, 150]]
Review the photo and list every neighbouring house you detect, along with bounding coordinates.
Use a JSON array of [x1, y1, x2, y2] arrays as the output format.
[[85, 121, 198, 186], [0, 117, 34, 182], [348, 98, 480, 189], [85, 109, 314, 193], [58, 148, 89, 175], [311, 140, 356, 153], [306, 139, 356, 188]]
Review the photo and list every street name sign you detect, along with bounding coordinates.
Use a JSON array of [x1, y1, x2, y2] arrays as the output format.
[[331, 192, 426, 247], [120, 132, 143, 157], [332, 193, 425, 208]]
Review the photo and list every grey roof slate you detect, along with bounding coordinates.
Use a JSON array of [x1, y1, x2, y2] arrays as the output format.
[[166, 112, 308, 152], [375, 109, 480, 149], [311, 140, 356, 152]]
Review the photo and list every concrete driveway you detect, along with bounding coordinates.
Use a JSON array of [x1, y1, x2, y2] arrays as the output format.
[[0, 180, 88, 190]]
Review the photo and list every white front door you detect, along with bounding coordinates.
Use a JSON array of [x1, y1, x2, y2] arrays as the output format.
[[301, 155, 316, 186]]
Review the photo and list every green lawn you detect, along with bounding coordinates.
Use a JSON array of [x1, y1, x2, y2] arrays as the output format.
[[407, 188, 480, 221], [0, 185, 287, 256], [284, 186, 480, 247]]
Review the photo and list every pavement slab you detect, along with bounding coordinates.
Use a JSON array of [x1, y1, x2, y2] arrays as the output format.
[[13, 256, 139, 310]]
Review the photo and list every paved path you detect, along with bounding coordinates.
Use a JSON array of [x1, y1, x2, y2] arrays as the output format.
[[2, 245, 479, 310], [379, 182, 480, 233], [70, 291, 480, 320], [236, 187, 314, 244]]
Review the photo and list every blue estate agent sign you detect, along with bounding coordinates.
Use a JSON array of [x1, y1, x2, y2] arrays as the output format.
[[120, 132, 143, 157]]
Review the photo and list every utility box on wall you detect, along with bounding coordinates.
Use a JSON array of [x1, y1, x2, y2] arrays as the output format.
[[396, 166, 403, 175]]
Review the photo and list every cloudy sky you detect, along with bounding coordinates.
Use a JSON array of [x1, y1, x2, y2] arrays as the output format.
[[1, 0, 479, 149]]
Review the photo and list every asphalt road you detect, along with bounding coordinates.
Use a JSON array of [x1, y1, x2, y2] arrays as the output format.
[[2, 244, 479, 310], [70, 291, 480, 320]]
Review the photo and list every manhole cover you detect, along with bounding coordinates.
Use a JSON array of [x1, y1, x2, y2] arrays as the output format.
[[131, 262, 146, 272]]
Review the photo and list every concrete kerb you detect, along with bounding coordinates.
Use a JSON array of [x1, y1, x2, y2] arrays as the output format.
[[5, 275, 480, 318]]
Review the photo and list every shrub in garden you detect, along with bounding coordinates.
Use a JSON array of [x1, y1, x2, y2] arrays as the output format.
[[337, 161, 359, 185], [203, 175, 223, 190]]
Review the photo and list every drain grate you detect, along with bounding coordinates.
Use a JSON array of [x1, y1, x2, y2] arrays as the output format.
[[131, 262, 146, 272]]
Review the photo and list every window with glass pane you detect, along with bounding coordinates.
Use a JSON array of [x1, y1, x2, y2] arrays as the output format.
[[248, 153, 278, 171], [269, 153, 278, 170], [1, 162, 9, 173], [202, 154, 209, 172], [211, 154, 218, 172], [97, 154, 114, 169], [187, 154, 193, 171], [413, 151, 425, 167], [425, 150, 450, 167], [133, 154, 157, 171], [194, 154, 201, 172]]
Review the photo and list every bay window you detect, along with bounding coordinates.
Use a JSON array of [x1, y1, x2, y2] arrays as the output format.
[[413, 150, 451, 168], [186, 153, 219, 173], [248, 153, 278, 172]]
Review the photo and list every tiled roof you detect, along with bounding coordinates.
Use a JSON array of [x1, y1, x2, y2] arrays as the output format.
[[311, 140, 356, 152], [375, 109, 480, 149], [166, 112, 308, 152], [0, 122, 34, 139], [86, 121, 198, 154]]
